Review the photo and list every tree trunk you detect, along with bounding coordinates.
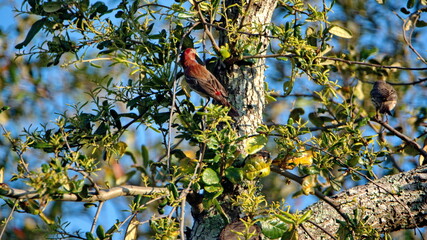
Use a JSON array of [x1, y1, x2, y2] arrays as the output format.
[[190, 1, 277, 239], [298, 166, 427, 239], [222, 0, 277, 137]]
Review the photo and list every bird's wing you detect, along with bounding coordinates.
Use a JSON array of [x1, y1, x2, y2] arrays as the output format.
[[205, 71, 228, 98], [184, 63, 231, 106], [385, 88, 397, 101]]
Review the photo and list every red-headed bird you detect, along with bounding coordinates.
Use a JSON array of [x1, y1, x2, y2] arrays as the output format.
[[180, 48, 239, 117]]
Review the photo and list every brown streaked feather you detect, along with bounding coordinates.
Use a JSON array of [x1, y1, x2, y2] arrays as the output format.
[[181, 48, 239, 116]]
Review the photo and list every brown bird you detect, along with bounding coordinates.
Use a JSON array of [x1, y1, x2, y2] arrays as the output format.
[[370, 80, 397, 116], [180, 48, 238, 117]]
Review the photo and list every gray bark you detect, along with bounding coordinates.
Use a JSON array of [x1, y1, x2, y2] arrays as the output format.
[[299, 166, 427, 239], [223, 0, 277, 137]]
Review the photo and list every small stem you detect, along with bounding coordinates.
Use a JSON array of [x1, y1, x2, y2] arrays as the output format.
[[90, 201, 105, 233]]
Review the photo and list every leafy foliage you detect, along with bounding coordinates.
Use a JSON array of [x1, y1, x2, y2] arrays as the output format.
[[0, 0, 426, 239]]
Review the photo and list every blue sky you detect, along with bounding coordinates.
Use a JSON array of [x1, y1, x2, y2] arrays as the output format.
[[0, 0, 426, 238]]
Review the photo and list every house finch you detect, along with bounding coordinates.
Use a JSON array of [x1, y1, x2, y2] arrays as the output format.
[[180, 48, 239, 117], [370, 80, 397, 116]]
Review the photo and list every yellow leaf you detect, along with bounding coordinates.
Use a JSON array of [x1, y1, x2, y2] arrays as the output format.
[[301, 175, 316, 195], [418, 137, 427, 166], [329, 25, 353, 39], [243, 153, 271, 180], [273, 151, 313, 170], [125, 215, 139, 240], [116, 141, 128, 156]]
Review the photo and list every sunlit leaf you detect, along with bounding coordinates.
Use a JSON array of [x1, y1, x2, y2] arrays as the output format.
[[329, 25, 353, 39], [125, 215, 139, 240], [260, 217, 289, 239], [244, 135, 268, 155], [301, 175, 316, 195], [202, 168, 220, 185], [244, 154, 271, 180]]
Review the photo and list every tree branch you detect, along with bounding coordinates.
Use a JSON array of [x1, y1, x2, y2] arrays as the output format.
[[298, 166, 427, 239], [0, 184, 168, 202], [271, 166, 351, 223], [194, 2, 221, 53], [242, 54, 427, 71], [371, 118, 427, 160]]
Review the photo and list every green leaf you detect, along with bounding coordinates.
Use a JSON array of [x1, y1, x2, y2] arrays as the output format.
[[244, 135, 268, 155], [86, 232, 96, 240], [288, 108, 305, 123], [93, 122, 107, 135], [220, 45, 231, 59], [360, 47, 378, 60], [204, 184, 223, 193], [407, 0, 415, 8], [43, 2, 62, 13], [281, 229, 298, 240], [260, 217, 289, 239], [116, 170, 136, 185], [283, 80, 294, 96], [416, 20, 427, 28], [329, 25, 353, 39], [225, 167, 244, 184], [15, 18, 47, 49], [83, 203, 97, 208], [90, 62, 102, 68], [243, 155, 271, 180], [141, 145, 149, 167], [298, 210, 312, 224], [166, 183, 179, 200], [275, 213, 295, 224], [154, 112, 170, 124], [202, 168, 220, 185], [0, 106, 9, 113], [96, 225, 106, 239]]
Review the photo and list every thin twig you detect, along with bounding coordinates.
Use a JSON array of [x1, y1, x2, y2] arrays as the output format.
[[371, 118, 427, 159], [300, 222, 316, 240], [180, 197, 186, 239], [398, 10, 427, 65], [306, 220, 337, 240], [167, 22, 200, 173], [90, 201, 104, 234], [241, 53, 427, 71], [270, 166, 350, 223], [177, 142, 206, 239], [194, 2, 221, 53], [266, 117, 365, 132], [359, 77, 427, 86], [0, 123, 30, 174], [0, 199, 18, 239], [369, 119, 403, 172]]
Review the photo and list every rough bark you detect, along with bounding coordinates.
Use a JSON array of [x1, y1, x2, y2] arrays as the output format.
[[222, 0, 277, 137], [299, 166, 427, 239], [189, 1, 277, 239]]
